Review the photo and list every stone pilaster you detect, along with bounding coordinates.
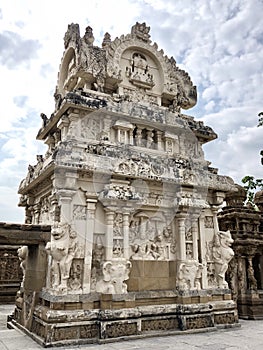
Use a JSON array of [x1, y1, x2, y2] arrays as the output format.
[[177, 215, 186, 261], [211, 206, 220, 232], [146, 129, 153, 148], [32, 203, 40, 224], [135, 127, 142, 146], [123, 212, 130, 259], [83, 197, 97, 293], [68, 110, 79, 138], [57, 115, 69, 141], [192, 219, 199, 261], [199, 210, 208, 288], [156, 130, 163, 150], [57, 189, 76, 223], [105, 209, 115, 260]]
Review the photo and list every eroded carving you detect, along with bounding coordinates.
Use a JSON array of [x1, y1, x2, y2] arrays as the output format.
[[95, 261, 131, 294], [212, 230, 234, 288], [177, 262, 202, 290], [17, 246, 28, 289], [45, 222, 83, 294]]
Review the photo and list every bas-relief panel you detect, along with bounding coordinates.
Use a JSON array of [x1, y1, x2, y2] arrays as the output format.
[[129, 212, 176, 261], [120, 48, 161, 94]]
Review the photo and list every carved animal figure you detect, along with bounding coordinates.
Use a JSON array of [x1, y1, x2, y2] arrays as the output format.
[[45, 222, 77, 293], [177, 262, 201, 290], [212, 230, 234, 288], [96, 261, 132, 294]]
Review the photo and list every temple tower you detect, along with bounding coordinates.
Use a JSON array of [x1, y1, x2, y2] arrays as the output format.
[[14, 23, 238, 346]]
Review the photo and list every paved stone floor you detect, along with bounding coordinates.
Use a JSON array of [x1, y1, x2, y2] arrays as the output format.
[[1, 304, 263, 349]]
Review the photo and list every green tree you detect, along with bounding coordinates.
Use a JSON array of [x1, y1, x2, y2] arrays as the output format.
[[241, 112, 263, 207], [258, 111, 263, 127], [241, 175, 263, 207]]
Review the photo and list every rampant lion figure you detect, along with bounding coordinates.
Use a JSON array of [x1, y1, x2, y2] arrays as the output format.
[[212, 230, 234, 288], [45, 222, 78, 293]]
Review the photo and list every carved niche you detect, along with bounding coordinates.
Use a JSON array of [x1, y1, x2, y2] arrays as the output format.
[[129, 212, 175, 261]]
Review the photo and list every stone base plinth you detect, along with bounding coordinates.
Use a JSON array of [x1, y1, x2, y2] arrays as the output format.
[[11, 289, 239, 347], [237, 291, 263, 320]]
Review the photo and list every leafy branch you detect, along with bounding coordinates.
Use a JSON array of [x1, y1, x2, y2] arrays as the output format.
[[242, 175, 263, 208], [258, 112, 263, 127]]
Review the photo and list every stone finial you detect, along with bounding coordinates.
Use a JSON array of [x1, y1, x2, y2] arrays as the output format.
[[64, 23, 80, 49], [131, 22, 151, 42], [102, 32, 111, 48], [83, 25, 95, 46]]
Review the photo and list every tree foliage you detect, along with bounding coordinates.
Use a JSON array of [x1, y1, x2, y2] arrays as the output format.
[[242, 175, 263, 208], [258, 112, 263, 127]]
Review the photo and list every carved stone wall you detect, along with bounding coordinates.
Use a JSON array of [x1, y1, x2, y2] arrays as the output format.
[[0, 246, 22, 302]]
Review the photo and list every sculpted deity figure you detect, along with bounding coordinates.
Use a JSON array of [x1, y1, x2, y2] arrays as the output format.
[[212, 230, 234, 288], [45, 222, 78, 293]]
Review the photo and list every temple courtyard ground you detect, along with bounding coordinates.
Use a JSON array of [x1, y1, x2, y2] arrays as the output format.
[[0, 304, 262, 350]]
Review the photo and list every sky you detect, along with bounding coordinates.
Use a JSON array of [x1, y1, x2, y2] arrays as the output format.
[[0, 0, 262, 223]]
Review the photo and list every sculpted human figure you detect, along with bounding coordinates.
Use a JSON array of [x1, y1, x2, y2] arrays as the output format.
[[212, 230, 234, 288]]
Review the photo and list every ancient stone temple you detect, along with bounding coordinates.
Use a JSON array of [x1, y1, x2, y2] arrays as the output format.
[[12, 22, 238, 346]]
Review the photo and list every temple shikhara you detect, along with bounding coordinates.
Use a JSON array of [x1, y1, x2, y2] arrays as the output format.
[[9, 22, 243, 345]]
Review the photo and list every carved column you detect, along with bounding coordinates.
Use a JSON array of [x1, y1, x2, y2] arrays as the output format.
[[135, 127, 142, 146], [116, 128, 121, 143], [146, 129, 153, 148], [179, 134, 185, 155], [50, 193, 60, 222], [199, 210, 208, 288], [105, 209, 115, 260], [156, 131, 163, 151], [211, 206, 220, 232], [32, 203, 40, 224], [57, 115, 69, 141], [57, 189, 76, 223], [123, 212, 130, 259], [129, 130, 134, 145], [192, 218, 199, 261], [83, 197, 97, 293], [237, 254, 246, 295], [68, 110, 79, 138], [177, 215, 186, 261]]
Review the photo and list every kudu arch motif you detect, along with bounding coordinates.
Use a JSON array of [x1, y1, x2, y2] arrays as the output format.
[[13, 22, 238, 345]]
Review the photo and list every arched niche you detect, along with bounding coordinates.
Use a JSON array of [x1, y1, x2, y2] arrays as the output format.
[[58, 47, 77, 95], [119, 46, 164, 96]]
